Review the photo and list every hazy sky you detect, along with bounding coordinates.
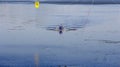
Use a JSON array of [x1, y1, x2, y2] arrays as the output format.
[[0, 0, 119, 1]]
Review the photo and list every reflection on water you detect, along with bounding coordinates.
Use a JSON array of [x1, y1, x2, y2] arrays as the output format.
[[0, 3, 120, 67], [34, 53, 39, 67]]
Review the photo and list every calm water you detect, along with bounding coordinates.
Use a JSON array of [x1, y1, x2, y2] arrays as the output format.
[[0, 3, 120, 67]]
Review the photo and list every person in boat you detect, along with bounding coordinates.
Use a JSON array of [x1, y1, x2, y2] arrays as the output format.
[[58, 25, 64, 34]]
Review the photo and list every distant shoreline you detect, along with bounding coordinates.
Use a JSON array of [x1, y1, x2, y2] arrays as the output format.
[[0, 1, 120, 4]]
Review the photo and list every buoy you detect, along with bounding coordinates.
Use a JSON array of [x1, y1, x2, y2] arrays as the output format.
[[35, 1, 40, 9]]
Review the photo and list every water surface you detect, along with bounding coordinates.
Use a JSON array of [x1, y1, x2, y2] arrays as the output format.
[[0, 3, 120, 67]]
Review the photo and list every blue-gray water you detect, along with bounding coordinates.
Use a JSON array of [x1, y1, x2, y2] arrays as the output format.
[[0, 3, 120, 67]]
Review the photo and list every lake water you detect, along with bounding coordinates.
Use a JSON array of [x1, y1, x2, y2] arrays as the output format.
[[0, 3, 120, 67]]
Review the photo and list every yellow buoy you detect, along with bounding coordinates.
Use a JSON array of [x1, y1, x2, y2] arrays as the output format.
[[35, 1, 40, 9]]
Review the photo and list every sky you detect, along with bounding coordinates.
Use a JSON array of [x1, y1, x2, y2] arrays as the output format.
[[0, 0, 119, 2]]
